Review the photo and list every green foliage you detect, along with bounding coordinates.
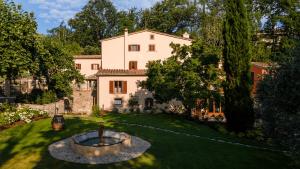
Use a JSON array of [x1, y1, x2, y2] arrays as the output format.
[[64, 42, 83, 55], [82, 45, 100, 55], [128, 96, 139, 112], [217, 124, 264, 141], [257, 40, 300, 154], [36, 90, 57, 105], [48, 21, 73, 44], [116, 8, 141, 35], [0, 102, 16, 112], [0, 106, 48, 126], [68, 0, 118, 47], [128, 96, 139, 108], [16, 89, 57, 105], [34, 36, 84, 98], [91, 105, 101, 117], [140, 0, 198, 34], [145, 40, 223, 115], [0, 1, 37, 81], [223, 0, 254, 132], [251, 41, 272, 62], [256, 0, 299, 59]]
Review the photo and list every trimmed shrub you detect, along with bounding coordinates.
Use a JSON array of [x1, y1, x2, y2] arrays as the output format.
[[92, 105, 101, 117]]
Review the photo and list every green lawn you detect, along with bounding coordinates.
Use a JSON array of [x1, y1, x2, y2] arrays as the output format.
[[0, 113, 291, 169]]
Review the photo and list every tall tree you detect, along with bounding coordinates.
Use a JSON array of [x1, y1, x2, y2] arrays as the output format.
[[256, 0, 300, 58], [48, 22, 84, 55], [223, 0, 254, 132], [257, 40, 300, 161], [140, 0, 198, 35], [115, 8, 141, 35], [35, 36, 84, 98], [48, 21, 73, 44], [200, 0, 224, 58], [69, 0, 117, 48], [145, 40, 223, 115], [0, 1, 37, 86]]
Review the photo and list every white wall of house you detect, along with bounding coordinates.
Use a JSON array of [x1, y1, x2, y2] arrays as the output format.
[[97, 75, 152, 111], [74, 58, 101, 77], [101, 30, 192, 70]]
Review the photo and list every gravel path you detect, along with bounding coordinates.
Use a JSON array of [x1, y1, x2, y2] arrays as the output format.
[[48, 134, 151, 164]]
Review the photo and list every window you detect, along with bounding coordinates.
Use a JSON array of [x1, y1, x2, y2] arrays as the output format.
[[114, 81, 122, 93], [109, 81, 127, 94], [91, 64, 100, 70], [150, 34, 154, 40], [75, 64, 81, 70], [149, 45, 155, 51], [128, 45, 140, 51], [114, 98, 122, 106], [129, 61, 138, 70]]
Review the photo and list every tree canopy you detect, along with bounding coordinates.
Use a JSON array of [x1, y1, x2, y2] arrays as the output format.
[[0, 1, 84, 98], [144, 40, 223, 115], [0, 1, 37, 80], [69, 0, 118, 48], [223, 0, 254, 132], [140, 0, 198, 35], [34, 36, 84, 97]]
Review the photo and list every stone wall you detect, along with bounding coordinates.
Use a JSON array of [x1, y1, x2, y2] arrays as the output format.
[[20, 100, 65, 115], [18, 89, 95, 115], [72, 89, 94, 115]]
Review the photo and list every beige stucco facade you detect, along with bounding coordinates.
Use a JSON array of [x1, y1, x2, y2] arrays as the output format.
[[97, 75, 151, 110], [101, 29, 192, 70], [96, 29, 192, 111], [74, 56, 101, 77], [73, 55, 101, 91]]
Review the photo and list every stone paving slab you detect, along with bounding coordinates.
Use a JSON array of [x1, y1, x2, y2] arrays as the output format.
[[48, 134, 151, 164]]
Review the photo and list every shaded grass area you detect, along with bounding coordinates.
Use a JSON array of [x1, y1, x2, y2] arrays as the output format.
[[0, 113, 291, 169]]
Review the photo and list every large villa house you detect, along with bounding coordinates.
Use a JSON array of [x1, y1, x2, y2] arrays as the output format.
[[74, 29, 270, 115], [0, 29, 269, 116], [74, 29, 192, 111]]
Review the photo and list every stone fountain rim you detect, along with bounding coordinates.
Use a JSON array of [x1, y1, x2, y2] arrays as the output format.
[[72, 130, 129, 147], [48, 130, 151, 164]]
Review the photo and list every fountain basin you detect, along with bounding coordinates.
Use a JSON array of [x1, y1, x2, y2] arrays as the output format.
[[71, 130, 131, 157]]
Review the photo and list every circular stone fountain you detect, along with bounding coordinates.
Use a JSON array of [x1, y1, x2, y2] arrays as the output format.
[[71, 130, 132, 157], [48, 123, 151, 164]]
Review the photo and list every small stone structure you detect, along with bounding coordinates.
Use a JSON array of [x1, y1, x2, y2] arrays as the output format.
[[48, 132, 151, 164], [71, 130, 132, 157]]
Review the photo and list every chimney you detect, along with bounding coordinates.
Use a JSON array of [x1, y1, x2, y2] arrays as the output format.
[[183, 32, 190, 39], [124, 28, 128, 69]]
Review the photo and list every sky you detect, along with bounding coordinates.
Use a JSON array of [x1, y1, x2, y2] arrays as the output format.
[[13, 0, 161, 34]]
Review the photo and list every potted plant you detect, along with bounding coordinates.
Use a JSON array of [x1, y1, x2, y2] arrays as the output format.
[[51, 103, 65, 131]]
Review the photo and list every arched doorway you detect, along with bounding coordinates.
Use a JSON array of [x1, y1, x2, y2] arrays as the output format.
[[144, 98, 154, 110]]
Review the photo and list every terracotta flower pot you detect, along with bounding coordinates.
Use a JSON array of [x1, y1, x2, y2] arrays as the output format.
[[51, 115, 65, 131]]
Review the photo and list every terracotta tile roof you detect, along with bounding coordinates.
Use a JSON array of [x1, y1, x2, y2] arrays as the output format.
[[74, 55, 101, 59], [251, 62, 270, 69], [85, 74, 97, 80], [100, 29, 193, 42], [96, 69, 146, 76]]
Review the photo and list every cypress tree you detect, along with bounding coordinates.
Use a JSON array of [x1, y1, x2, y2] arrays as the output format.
[[223, 0, 254, 132]]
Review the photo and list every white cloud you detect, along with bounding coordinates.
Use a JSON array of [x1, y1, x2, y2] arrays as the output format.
[[29, 0, 161, 23], [29, 0, 87, 22]]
